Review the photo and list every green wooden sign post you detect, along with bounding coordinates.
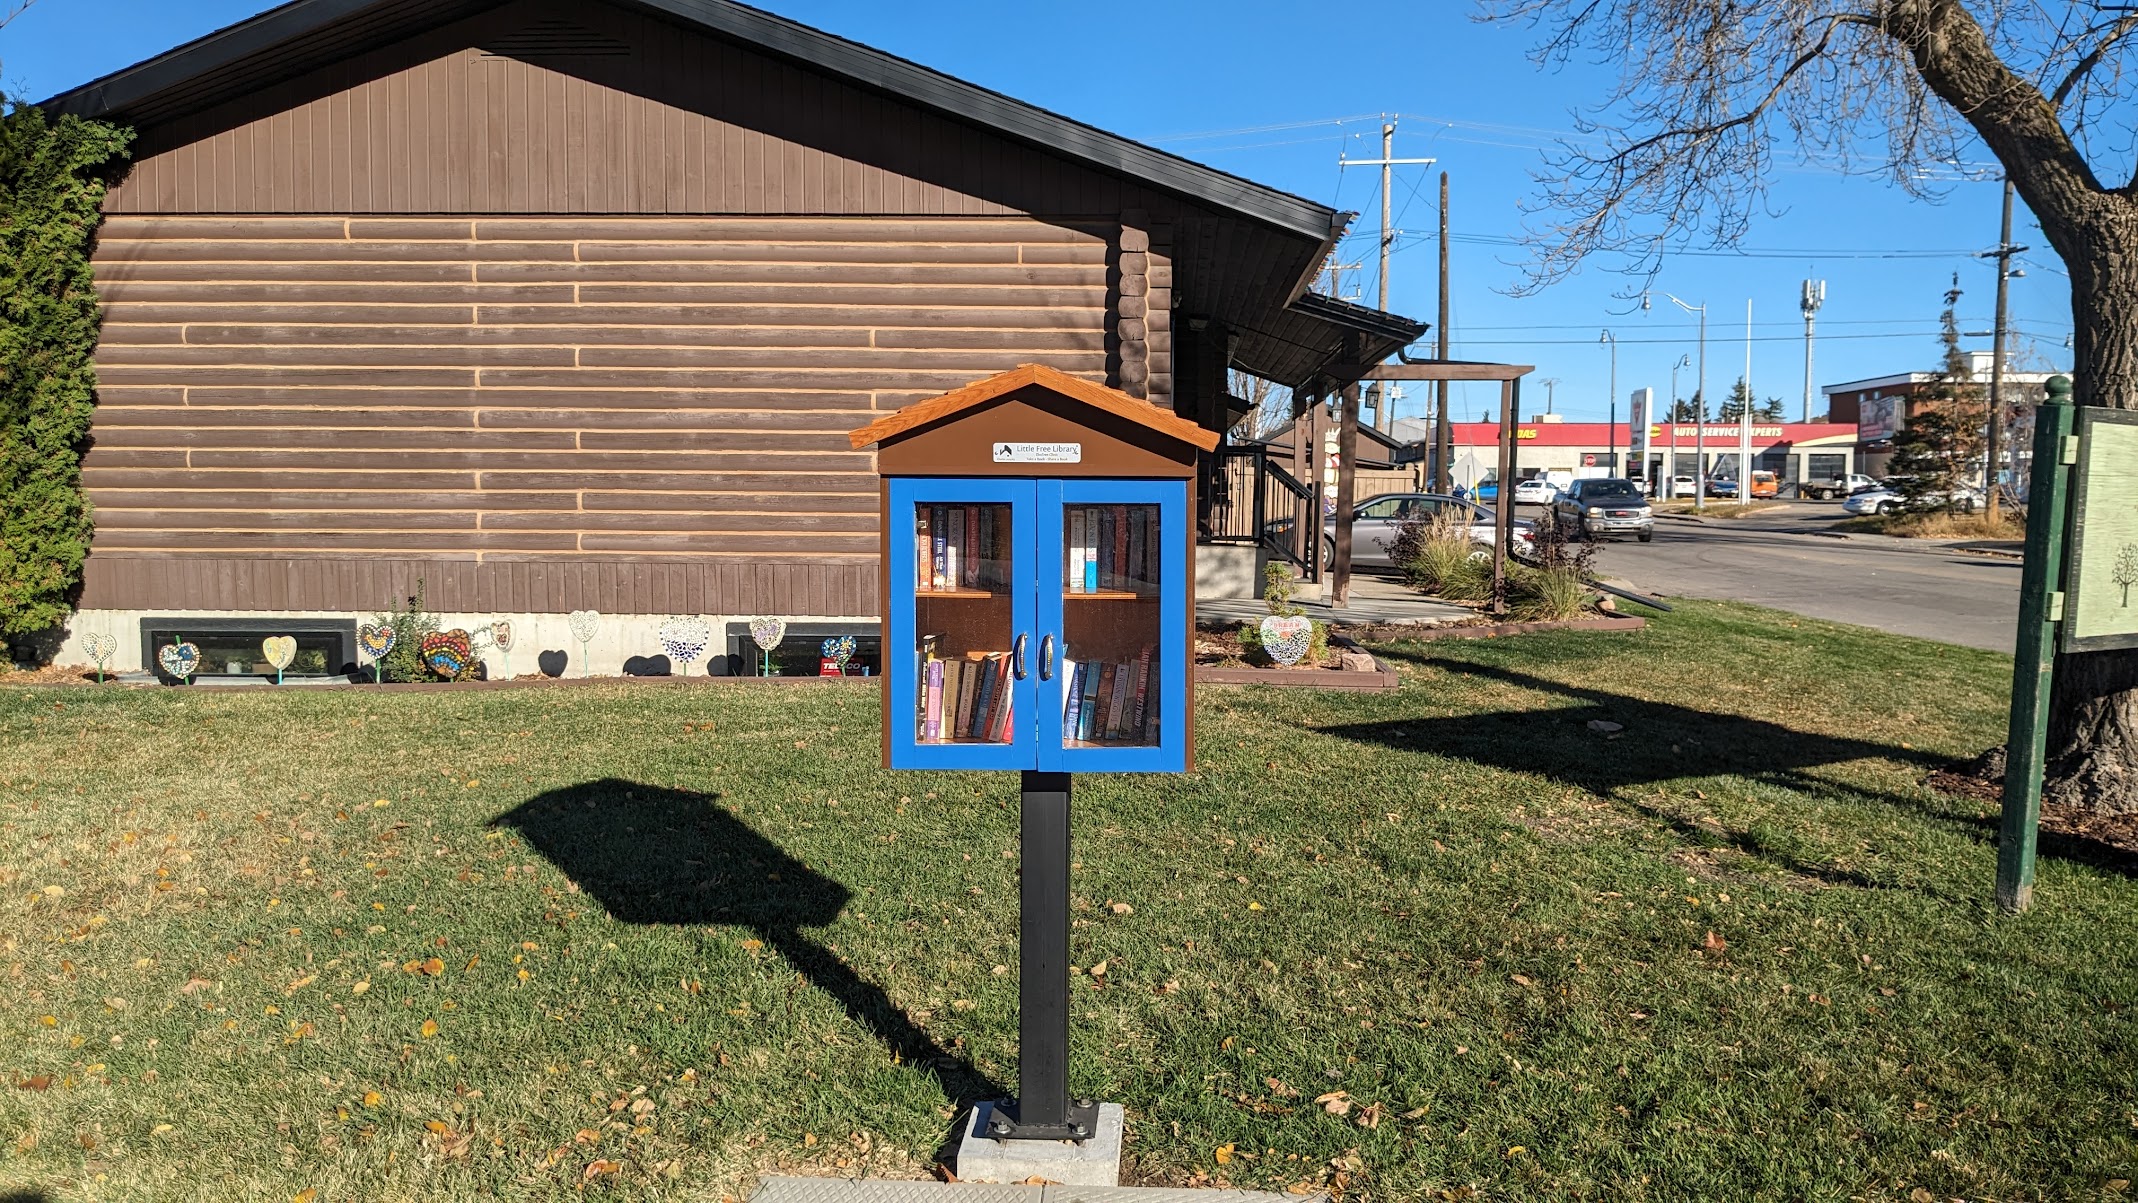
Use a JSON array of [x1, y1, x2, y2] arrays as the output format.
[[1997, 376, 2076, 913]]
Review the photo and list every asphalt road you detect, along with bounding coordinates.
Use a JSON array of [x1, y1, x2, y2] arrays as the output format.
[[1539, 501, 2022, 653]]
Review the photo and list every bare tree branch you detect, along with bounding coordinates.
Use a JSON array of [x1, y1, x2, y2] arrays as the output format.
[[2049, 13, 2138, 109]]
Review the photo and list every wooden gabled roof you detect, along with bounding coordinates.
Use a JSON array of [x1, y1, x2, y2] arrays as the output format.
[[848, 364, 1222, 452]]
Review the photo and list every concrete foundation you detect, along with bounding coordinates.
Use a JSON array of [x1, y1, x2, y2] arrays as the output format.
[[42, 608, 874, 678], [751, 1179, 1326, 1203], [953, 1101, 1125, 1186], [1193, 543, 1266, 601]]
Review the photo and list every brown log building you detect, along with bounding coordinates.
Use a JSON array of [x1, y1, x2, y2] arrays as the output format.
[[47, 0, 1420, 674]]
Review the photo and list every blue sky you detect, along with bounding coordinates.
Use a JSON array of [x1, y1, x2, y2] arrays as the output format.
[[4, 0, 2074, 424]]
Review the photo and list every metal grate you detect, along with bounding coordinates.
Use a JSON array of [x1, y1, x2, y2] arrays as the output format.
[[480, 19, 634, 58]]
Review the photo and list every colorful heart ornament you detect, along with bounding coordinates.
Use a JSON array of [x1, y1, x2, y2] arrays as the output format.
[[262, 636, 297, 672], [81, 632, 117, 667], [421, 630, 474, 678], [358, 622, 397, 661], [490, 621, 514, 653], [822, 635, 856, 669], [658, 618, 711, 672], [157, 641, 200, 682], [748, 617, 785, 651], [1258, 615, 1314, 667], [567, 609, 600, 644]]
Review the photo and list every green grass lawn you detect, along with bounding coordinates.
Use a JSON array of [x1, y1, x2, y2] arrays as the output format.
[[3, 600, 2134, 1202]]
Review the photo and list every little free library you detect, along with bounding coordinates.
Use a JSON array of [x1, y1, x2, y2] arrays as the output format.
[[45, 0, 1423, 679]]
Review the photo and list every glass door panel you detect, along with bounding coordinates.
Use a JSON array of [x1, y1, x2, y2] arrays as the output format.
[[1037, 479, 1186, 772], [887, 478, 1035, 769]]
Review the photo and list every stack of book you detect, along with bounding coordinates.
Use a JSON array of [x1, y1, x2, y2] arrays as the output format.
[[1066, 506, 1158, 594], [915, 505, 997, 592], [1061, 645, 1157, 743], [919, 651, 1015, 743]]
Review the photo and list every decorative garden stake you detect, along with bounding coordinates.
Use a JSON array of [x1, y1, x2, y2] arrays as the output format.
[[659, 617, 712, 676], [421, 630, 474, 679], [567, 610, 600, 677], [82, 632, 117, 683], [491, 621, 514, 677], [157, 637, 200, 685], [1258, 615, 1313, 666], [822, 634, 857, 675], [262, 636, 297, 685], [748, 617, 785, 676], [357, 622, 396, 684]]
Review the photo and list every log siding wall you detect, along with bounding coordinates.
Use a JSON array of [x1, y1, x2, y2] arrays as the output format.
[[84, 213, 1111, 613]]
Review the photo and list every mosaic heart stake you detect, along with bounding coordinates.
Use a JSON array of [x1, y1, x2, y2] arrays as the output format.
[[157, 639, 200, 684], [490, 621, 514, 677], [81, 632, 117, 683], [658, 618, 711, 676], [421, 630, 474, 680], [1258, 615, 1314, 667], [822, 635, 856, 674], [357, 622, 397, 684], [262, 635, 297, 685], [748, 617, 785, 676], [567, 610, 600, 678]]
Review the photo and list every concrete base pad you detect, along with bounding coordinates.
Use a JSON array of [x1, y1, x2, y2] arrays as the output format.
[[954, 1101, 1123, 1185], [750, 1176, 1328, 1203]]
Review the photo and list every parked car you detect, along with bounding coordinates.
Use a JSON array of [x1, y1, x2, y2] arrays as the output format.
[[1747, 470, 1779, 499], [1473, 479, 1499, 502], [1511, 478, 1559, 505], [1707, 477, 1739, 499], [1268, 493, 1535, 569], [1552, 478, 1655, 542], [1842, 483, 1983, 517], [1801, 472, 1879, 500], [1665, 475, 1698, 499]]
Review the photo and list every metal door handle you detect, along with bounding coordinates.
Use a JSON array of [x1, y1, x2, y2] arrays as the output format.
[[1039, 633, 1055, 680], [1012, 632, 1028, 679]]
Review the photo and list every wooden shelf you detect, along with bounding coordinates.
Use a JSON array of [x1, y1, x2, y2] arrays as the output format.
[[1064, 588, 1155, 600], [917, 736, 1011, 746], [1062, 738, 1157, 750], [915, 587, 1001, 599]]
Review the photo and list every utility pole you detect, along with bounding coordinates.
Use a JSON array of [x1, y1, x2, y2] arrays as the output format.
[[1800, 279, 1826, 423], [1984, 178, 2025, 519], [1740, 298, 1753, 491], [1600, 329, 1617, 471], [1339, 126, 1433, 432], [1435, 172, 1451, 492], [1538, 377, 1560, 416], [1648, 291, 1708, 512]]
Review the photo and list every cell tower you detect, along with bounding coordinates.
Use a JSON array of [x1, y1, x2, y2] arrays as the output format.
[[1800, 280, 1827, 423]]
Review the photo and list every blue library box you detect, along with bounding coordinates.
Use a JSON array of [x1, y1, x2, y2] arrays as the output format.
[[851, 365, 1218, 774]]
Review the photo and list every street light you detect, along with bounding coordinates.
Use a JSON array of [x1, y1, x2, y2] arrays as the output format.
[[1669, 353, 1690, 489], [1599, 330, 1618, 474], [1645, 292, 1708, 512]]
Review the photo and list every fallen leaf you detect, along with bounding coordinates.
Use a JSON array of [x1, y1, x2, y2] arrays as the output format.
[[1110, 901, 1133, 915], [421, 958, 445, 977], [1214, 1143, 1236, 1165], [1703, 931, 1728, 953], [1315, 1090, 1352, 1116], [804, 1132, 818, 1147], [420, 1019, 439, 1038], [1247, 902, 1264, 911], [362, 1091, 382, 1107], [583, 1159, 621, 1181], [1354, 1102, 1385, 1129], [1089, 961, 1108, 977], [351, 981, 370, 995], [740, 939, 763, 952], [1511, 974, 1535, 988], [294, 1190, 317, 1203], [178, 979, 211, 995], [426, 1120, 450, 1135], [287, 974, 316, 992]]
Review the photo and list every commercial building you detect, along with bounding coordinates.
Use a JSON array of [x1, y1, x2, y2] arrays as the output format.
[[1822, 350, 2058, 478], [1432, 417, 1859, 491]]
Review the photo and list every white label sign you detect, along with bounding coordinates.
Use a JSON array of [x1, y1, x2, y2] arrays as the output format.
[[992, 441, 1081, 463]]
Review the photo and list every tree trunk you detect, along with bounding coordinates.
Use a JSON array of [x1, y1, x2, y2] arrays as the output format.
[[2044, 201, 2138, 814]]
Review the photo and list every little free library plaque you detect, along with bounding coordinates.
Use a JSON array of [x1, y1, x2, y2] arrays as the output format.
[[2066, 407, 2138, 651]]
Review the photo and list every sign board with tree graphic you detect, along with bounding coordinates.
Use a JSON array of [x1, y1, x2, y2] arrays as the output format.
[[2065, 408, 2138, 651]]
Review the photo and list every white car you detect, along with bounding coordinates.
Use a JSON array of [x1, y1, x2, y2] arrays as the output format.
[[1268, 493, 1536, 569], [1666, 475, 1698, 498], [1511, 479, 1560, 505], [1843, 484, 1982, 516]]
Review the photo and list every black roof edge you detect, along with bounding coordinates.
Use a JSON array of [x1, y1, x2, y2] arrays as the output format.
[[41, 0, 1346, 244], [1292, 290, 1431, 345]]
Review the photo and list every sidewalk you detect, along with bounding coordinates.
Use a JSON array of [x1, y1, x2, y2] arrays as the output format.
[[1197, 575, 1472, 627]]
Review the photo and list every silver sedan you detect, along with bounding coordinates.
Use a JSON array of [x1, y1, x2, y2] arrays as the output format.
[[1272, 493, 1535, 569]]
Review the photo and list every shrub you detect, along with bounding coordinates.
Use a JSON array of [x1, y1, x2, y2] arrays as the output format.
[[1511, 566, 1594, 621], [1392, 507, 1488, 596], [372, 580, 440, 683], [0, 99, 133, 636], [1237, 560, 1328, 666]]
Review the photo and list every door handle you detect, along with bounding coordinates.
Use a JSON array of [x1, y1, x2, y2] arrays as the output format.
[[1012, 631, 1028, 680], [1039, 633, 1055, 680]]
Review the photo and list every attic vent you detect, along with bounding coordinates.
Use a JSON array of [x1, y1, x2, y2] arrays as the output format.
[[480, 19, 633, 58]]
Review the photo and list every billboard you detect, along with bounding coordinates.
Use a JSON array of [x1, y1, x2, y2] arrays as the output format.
[[1859, 394, 1903, 442]]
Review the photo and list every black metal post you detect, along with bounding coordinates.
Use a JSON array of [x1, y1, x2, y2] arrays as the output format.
[[991, 770, 1097, 1141]]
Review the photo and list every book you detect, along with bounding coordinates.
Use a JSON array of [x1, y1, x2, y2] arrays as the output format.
[[1129, 645, 1153, 740], [924, 658, 944, 741], [916, 507, 933, 590], [978, 507, 994, 590], [945, 507, 963, 591], [1079, 661, 1100, 741], [962, 505, 979, 588], [1097, 508, 1112, 590], [1083, 508, 1100, 592], [931, 506, 948, 590], [976, 653, 1004, 741], [1091, 664, 1115, 740], [1061, 658, 1082, 738], [1120, 504, 1137, 589], [1127, 507, 1147, 591], [990, 655, 1015, 741], [1067, 509, 1085, 593], [1107, 659, 1131, 736], [969, 653, 998, 739], [947, 659, 971, 738]]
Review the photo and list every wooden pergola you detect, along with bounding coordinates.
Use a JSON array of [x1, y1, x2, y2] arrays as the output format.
[[1328, 359, 1533, 614]]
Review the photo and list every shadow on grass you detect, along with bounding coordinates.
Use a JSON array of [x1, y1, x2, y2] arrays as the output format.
[[2, 1191, 53, 1203], [493, 779, 1005, 1106]]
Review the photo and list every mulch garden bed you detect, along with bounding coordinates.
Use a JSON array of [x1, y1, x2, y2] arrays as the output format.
[[1927, 763, 2138, 861]]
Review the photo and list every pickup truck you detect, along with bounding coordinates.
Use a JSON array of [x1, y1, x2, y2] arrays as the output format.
[[1801, 473, 1878, 500]]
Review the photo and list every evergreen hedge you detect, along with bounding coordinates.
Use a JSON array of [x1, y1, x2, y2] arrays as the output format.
[[0, 97, 130, 637]]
